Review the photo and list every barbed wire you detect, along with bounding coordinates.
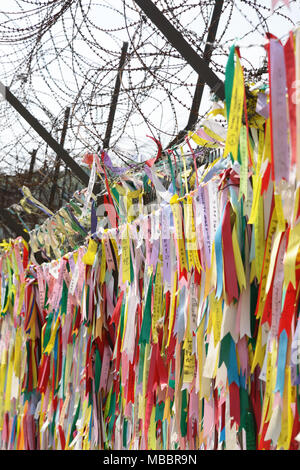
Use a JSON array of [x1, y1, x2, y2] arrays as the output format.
[[0, 0, 297, 197]]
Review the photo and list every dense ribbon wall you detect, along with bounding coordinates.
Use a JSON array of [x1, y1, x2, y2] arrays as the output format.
[[1, 30, 300, 450]]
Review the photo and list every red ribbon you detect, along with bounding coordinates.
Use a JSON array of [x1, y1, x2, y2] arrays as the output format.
[[58, 424, 66, 450], [284, 32, 297, 166], [261, 286, 273, 327], [278, 264, 300, 338], [221, 202, 239, 304], [229, 382, 240, 428], [145, 135, 162, 167], [260, 161, 271, 194], [109, 290, 124, 326], [37, 355, 51, 393]]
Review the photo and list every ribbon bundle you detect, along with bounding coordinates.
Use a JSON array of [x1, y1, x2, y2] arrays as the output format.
[[0, 30, 300, 450]]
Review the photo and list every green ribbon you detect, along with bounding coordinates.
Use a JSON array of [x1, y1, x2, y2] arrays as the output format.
[[172, 148, 184, 197], [61, 281, 68, 317], [138, 343, 146, 384], [123, 418, 128, 447], [94, 348, 102, 393], [138, 274, 153, 345], [239, 387, 249, 430], [218, 332, 232, 368], [155, 401, 165, 422], [180, 389, 188, 438], [43, 312, 54, 353], [250, 282, 259, 340], [107, 392, 116, 438], [245, 410, 256, 450], [225, 45, 236, 120], [167, 153, 177, 195]]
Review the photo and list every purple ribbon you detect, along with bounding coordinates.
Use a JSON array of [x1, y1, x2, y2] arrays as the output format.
[[101, 151, 130, 175], [268, 38, 290, 183]]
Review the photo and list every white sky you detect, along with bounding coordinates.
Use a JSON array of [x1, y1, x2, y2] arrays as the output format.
[[0, 0, 299, 172]]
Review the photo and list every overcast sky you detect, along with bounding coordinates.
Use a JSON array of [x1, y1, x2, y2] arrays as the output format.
[[0, 0, 299, 173]]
